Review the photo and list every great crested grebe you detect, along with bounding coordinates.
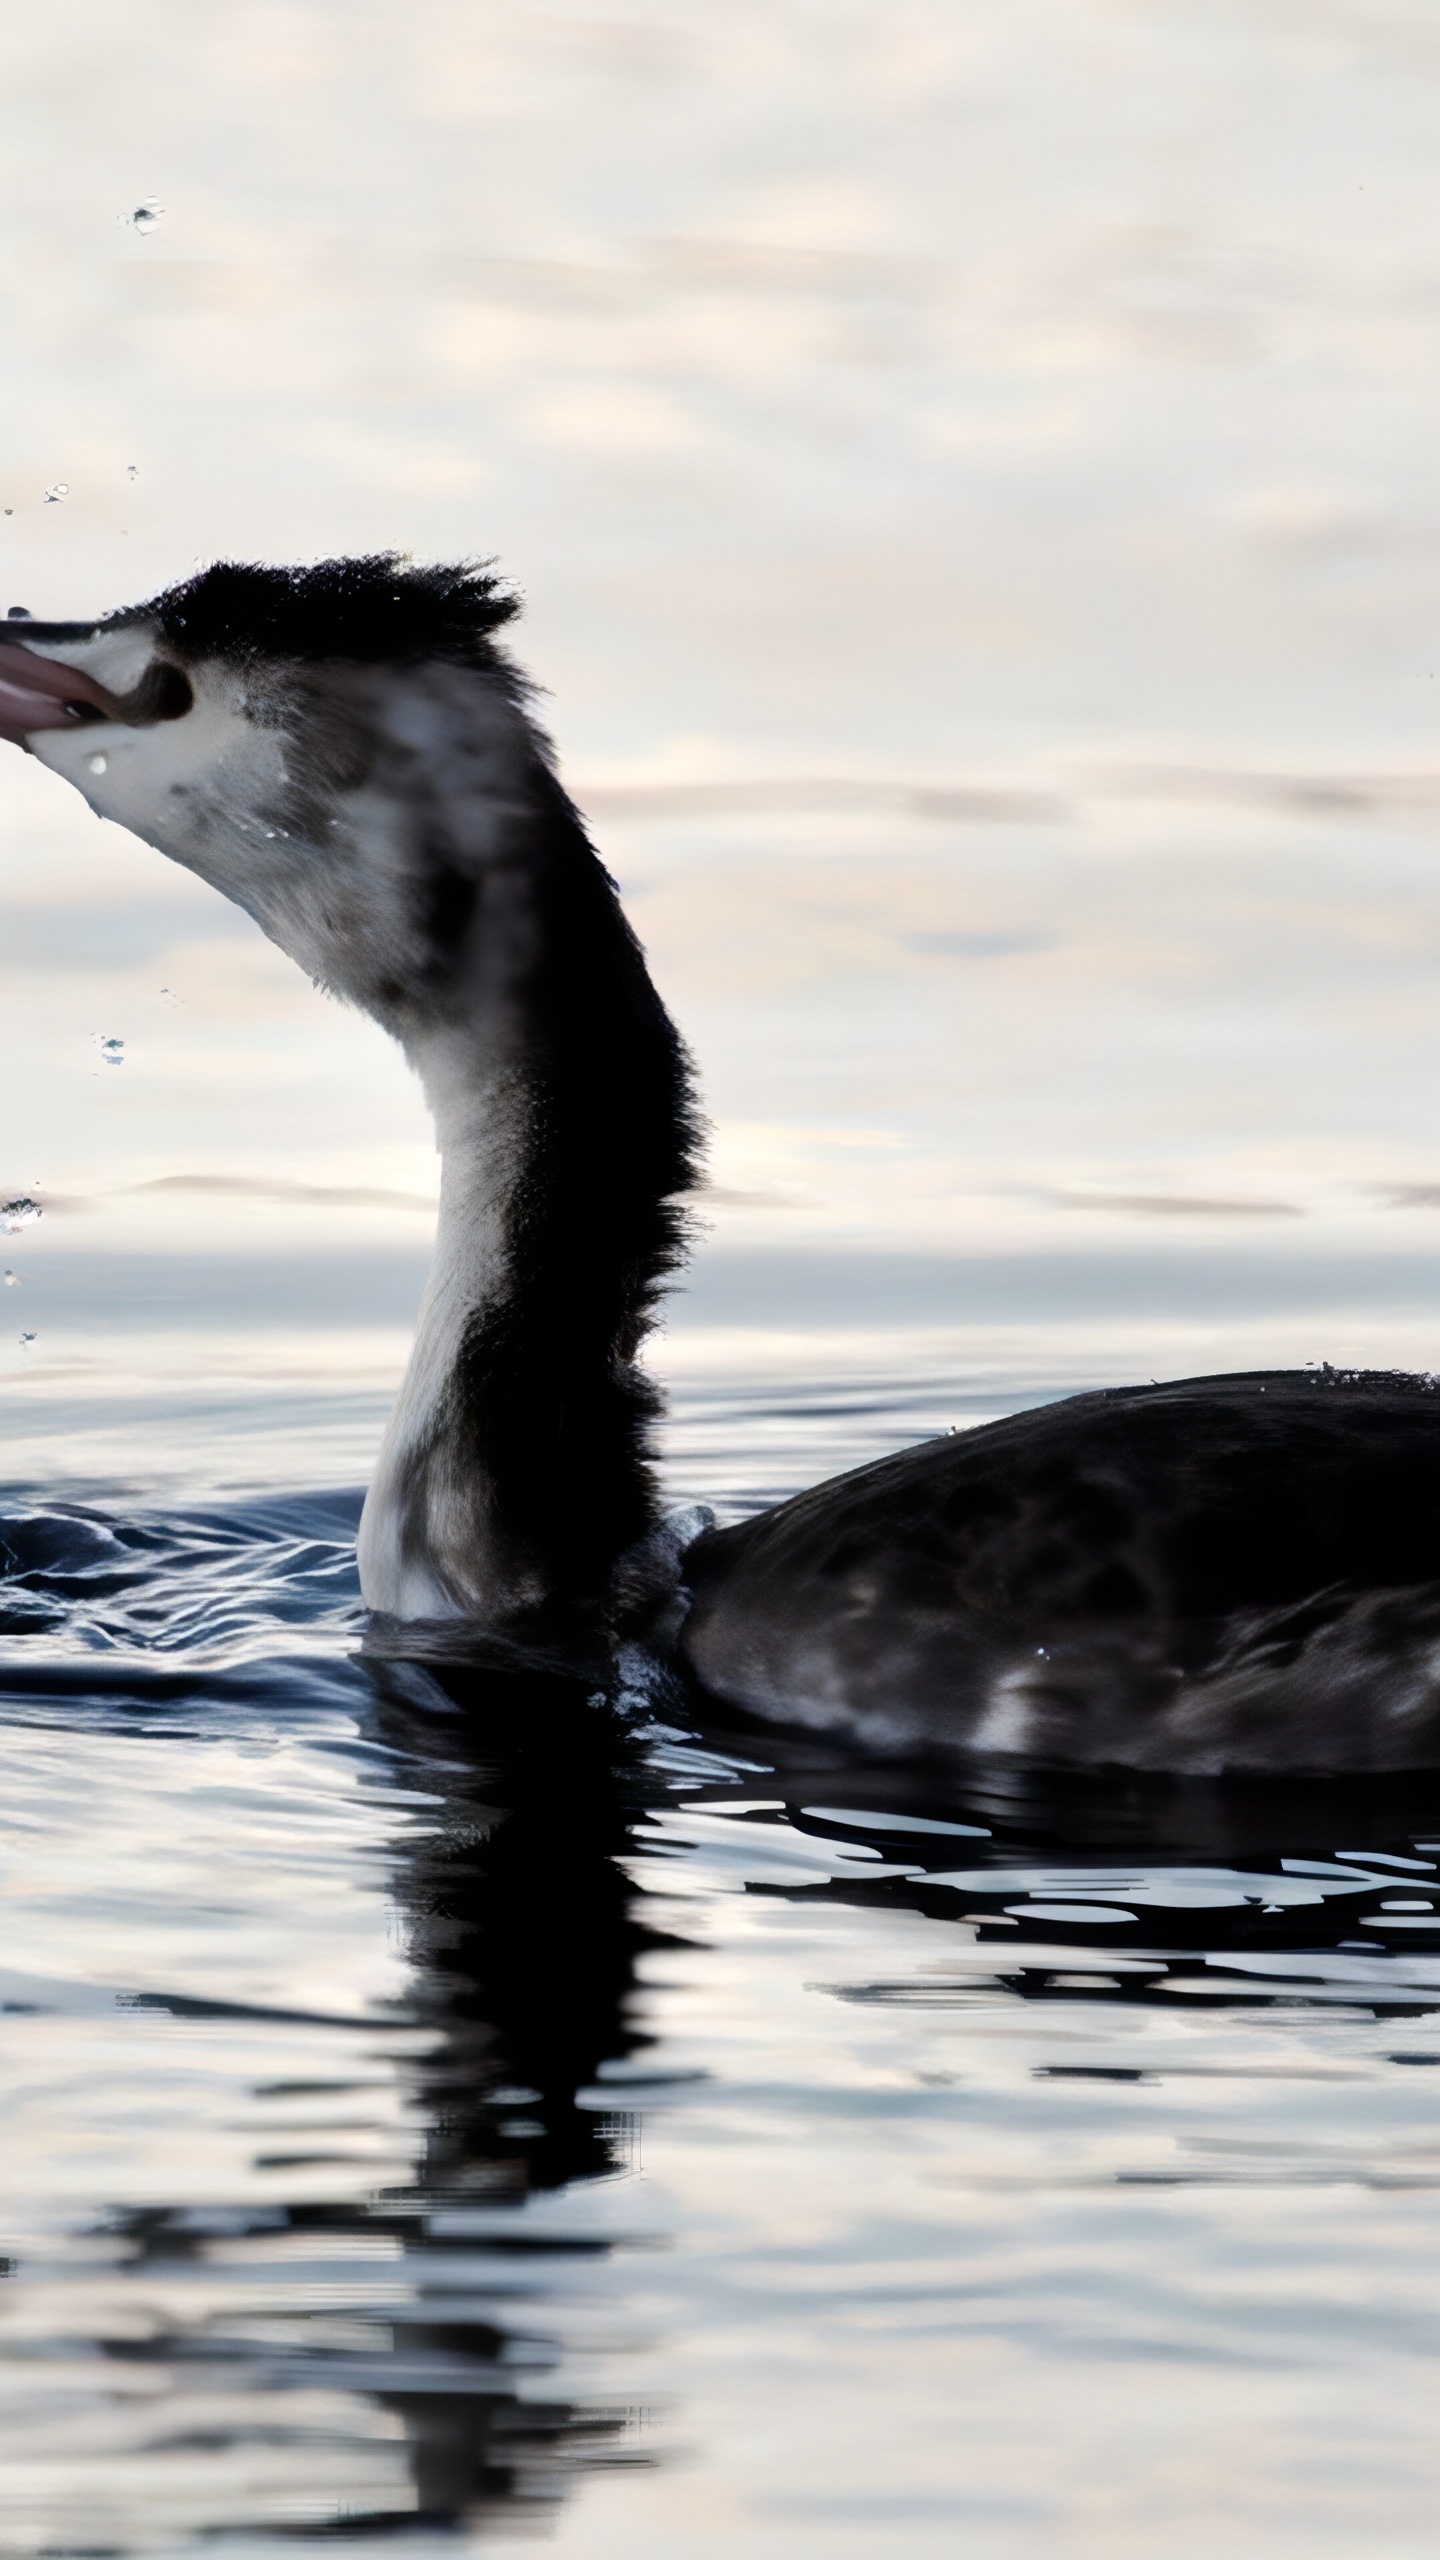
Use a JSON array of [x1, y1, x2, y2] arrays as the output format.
[[2, 556, 1436, 1775]]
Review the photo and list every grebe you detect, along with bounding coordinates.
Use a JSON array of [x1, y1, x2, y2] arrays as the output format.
[[2, 557, 1436, 1774]]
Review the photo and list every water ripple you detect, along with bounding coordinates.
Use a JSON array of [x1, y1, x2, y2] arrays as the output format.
[[4, 1481, 1440, 2553]]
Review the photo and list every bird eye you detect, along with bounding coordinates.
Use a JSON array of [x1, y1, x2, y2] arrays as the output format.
[[127, 661, 194, 724]]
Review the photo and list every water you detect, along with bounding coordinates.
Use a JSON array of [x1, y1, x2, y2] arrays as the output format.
[[5, 1364, 1439, 2560], [5, 4, 1439, 2541]]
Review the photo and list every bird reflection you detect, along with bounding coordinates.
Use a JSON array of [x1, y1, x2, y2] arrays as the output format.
[[95, 1656, 675, 2541], [369, 1655, 666, 2198], [342, 1655, 678, 2533], [92, 1660, 1440, 2546], [683, 1718, 1440, 2023]]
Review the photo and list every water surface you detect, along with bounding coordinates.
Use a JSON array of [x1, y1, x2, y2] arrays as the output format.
[[5, 1363, 1439, 2559], [4, 5, 1439, 2546]]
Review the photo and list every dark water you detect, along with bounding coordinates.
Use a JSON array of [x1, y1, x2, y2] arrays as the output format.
[[4, 1378, 1440, 2558]]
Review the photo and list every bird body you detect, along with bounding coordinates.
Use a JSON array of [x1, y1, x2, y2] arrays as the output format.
[[680, 1369, 1439, 1771], [3, 556, 1436, 1771]]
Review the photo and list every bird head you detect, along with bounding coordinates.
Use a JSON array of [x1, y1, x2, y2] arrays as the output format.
[[0, 555, 541, 1039]]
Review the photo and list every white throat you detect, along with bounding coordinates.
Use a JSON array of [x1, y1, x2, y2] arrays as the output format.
[[357, 1027, 533, 1622]]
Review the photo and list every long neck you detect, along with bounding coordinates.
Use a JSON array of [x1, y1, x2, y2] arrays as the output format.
[[357, 773, 699, 1629]]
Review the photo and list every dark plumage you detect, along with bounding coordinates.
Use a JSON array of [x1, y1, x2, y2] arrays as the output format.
[[445, 759, 704, 1614], [116, 553, 523, 671], [680, 1369, 1440, 1770]]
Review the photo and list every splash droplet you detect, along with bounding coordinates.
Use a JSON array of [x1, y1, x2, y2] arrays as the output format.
[[127, 464, 139, 480], [126, 199, 164, 233], [18, 1331, 36, 1346], [43, 483, 69, 505], [87, 753, 108, 776], [99, 1036, 125, 1066], [1, 1198, 42, 1233], [3, 1270, 18, 1287]]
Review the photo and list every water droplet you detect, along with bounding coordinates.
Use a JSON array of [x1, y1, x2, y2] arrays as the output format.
[[7, 607, 32, 619], [18, 1332, 36, 1347], [126, 198, 164, 233], [87, 753, 108, 776], [99, 1036, 125, 1066], [3, 1270, 18, 1287], [127, 464, 139, 480], [43, 483, 69, 505], [1, 1198, 42, 1233]]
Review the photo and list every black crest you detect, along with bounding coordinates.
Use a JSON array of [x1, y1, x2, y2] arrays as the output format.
[[109, 553, 522, 670]]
